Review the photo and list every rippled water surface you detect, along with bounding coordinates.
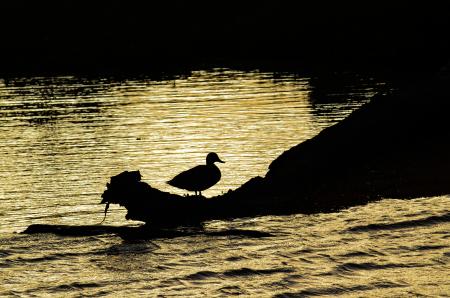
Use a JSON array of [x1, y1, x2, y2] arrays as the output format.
[[1, 69, 449, 296]]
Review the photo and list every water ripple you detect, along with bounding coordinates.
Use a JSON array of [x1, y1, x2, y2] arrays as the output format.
[[334, 261, 427, 273], [185, 267, 295, 280], [348, 212, 450, 232], [2, 70, 448, 297], [50, 282, 101, 292], [275, 281, 407, 297]]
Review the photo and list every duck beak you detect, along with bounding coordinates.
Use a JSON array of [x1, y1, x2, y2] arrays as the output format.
[[218, 158, 225, 163]]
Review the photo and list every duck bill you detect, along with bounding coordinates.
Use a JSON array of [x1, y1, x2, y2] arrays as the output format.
[[218, 158, 225, 163]]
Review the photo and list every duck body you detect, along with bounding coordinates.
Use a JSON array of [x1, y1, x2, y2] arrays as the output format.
[[167, 152, 224, 196]]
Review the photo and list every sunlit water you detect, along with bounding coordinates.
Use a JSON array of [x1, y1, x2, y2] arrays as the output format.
[[1, 69, 449, 296]]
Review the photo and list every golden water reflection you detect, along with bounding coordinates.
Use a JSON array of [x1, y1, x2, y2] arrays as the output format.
[[0, 69, 390, 230]]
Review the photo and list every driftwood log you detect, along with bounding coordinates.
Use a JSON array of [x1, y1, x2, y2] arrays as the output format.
[[101, 75, 450, 225]]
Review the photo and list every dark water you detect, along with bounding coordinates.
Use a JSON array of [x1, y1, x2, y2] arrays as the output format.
[[1, 69, 449, 296]]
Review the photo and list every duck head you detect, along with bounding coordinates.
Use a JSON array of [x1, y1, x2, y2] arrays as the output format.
[[206, 152, 225, 165]]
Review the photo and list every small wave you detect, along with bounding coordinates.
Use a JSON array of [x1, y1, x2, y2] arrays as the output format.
[[218, 285, 247, 295], [206, 229, 273, 238], [225, 255, 247, 262], [348, 213, 450, 232], [51, 282, 101, 292], [339, 248, 385, 258], [414, 244, 448, 251], [339, 251, 374, 258], [101, 242, 159, 255], [334, 261, 425, 274], [0, 250, 11, 258], [184, 267, 294, 281], [15, 255, 61, 263], [180, 248, 209, 256], [223, 267, 295, 277], [298, 257, 314, 264], [3, 246, 140, 267], [0, 260, 12, 268], [5, 251, 96, 266], [274, 281, 406, 297], [293, 248, 314, 254], [186, 270, 220, 280]]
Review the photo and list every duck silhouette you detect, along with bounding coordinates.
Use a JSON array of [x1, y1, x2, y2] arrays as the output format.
[[167, 152, 225, 196]]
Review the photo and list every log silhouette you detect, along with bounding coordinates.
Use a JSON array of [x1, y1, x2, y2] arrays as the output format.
[[101, 73, 450, 225]]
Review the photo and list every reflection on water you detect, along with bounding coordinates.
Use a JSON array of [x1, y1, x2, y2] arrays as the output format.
[[0, 70, 392, 230], [0, 69, 449, 297], [0, 69, 392, 232]]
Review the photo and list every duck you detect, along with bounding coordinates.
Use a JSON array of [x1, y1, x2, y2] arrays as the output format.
[[167, 152, 225, 196]]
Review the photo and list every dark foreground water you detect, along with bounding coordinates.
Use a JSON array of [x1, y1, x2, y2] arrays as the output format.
[[1, 70, 449, 296]]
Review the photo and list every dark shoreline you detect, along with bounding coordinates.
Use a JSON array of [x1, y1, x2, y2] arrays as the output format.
[[0, 56, 445, 82], [2, 1, 449, 78]]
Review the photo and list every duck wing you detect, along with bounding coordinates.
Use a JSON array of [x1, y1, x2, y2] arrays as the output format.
[[167, 165, 220, 191]]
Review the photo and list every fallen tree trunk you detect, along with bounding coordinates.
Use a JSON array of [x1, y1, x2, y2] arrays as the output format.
[[101, 74, 450, 225]]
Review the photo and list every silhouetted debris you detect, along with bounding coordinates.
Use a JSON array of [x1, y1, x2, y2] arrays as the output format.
[[22, 224, 273, 239], [23, 224, 136, 237], [100, 73, 450, 225]]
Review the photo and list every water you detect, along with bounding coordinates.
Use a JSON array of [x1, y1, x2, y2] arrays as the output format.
[[1, 69, 449, 296]]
